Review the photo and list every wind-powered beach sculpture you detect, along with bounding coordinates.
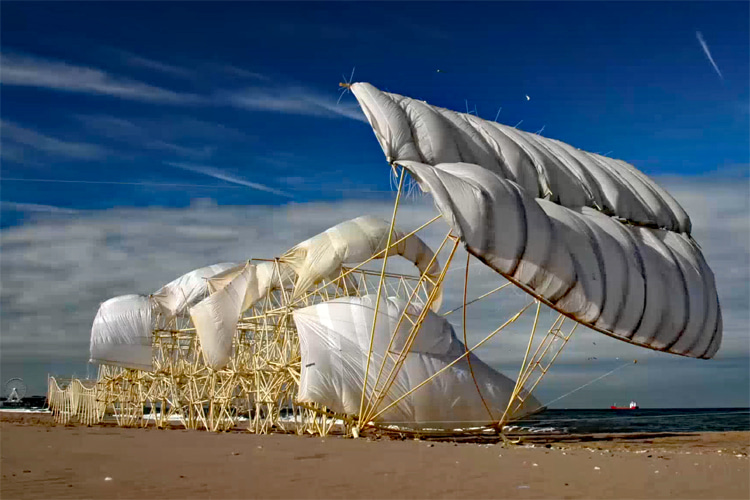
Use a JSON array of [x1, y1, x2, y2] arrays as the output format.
[[49, 83, 721, 438]]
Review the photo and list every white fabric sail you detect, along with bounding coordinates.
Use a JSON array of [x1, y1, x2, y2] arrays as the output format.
[[191, 261, 297, 371], [350, 83, 721, 359], [189, 262, 254, 370], [207, 260, 296, 312], [282, 215, 443, 310], [293, 294, 542, 429], [89, 295, 153, 371], [190, 263, 255, 370], [151, 262, 240, 321]]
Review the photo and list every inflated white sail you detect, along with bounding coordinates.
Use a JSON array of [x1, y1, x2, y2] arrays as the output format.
[[89, 295, 153, 371], [293, 294, 542, 429], [350, 83, 721, 359], [282, 215, 443, 310], [151, 262, 240, 321]]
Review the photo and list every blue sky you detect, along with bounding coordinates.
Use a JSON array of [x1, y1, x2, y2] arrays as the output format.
[[2, 1, 747, 223], [1, 2, 748, 405]]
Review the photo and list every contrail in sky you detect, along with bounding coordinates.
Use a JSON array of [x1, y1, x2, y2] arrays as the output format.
[[167, 161, 292, 198], [696, 31, 724, 80]]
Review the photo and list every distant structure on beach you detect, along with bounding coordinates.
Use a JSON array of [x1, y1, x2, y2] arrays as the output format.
[[0, 378, 46, 410], [50, 82, 721, 439], [611, 401, 640, 410]]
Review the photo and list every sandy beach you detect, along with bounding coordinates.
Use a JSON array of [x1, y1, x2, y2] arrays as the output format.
[[1, 412, 748, 499]]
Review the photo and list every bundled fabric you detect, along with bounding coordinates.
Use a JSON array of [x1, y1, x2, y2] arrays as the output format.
[[350, 83, 721, 359], [282, 215, 442, 310], [191, 261, 297, 370], [151, 262, 240, 321], [207, 260, 296, 312], [89, 295, 153, 371], [293, 294, 542, 429], [190, 262, 254, 370]]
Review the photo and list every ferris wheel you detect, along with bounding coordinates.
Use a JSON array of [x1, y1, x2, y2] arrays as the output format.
[[4, 378, 27, 403]]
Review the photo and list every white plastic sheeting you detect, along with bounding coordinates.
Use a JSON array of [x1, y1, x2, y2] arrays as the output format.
[[293, 294, 542, 429], [350, 83, 721, 359], [192, 260, 296, 370], [207, 260, 296, 312], [190, 263, 254, 370], [282, 216, 442, 309], [151, 262, 240, 321], [89, 295, 153, 371]]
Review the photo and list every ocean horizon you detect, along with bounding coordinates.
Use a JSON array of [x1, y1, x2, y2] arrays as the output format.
[[511, 407, 750, 434]]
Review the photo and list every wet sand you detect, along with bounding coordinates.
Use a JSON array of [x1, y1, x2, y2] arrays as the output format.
[[1, 413, 748, 499]]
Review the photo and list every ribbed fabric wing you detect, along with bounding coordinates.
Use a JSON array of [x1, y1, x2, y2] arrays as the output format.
[[350, 83, 721, 359]]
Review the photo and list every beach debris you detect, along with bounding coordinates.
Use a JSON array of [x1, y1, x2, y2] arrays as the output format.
[[232, 451, 241, 456], [518, 485, 530, 489], [525, 95, 531, 101], [257, 446, 263, 449], [498, 454, 502, 457], [532, 463, 538, 467], [594, 466, 600, 470], [428, 443, 434, 447], [104, 477, 113, 481], [23, 470, 30, 474], [654, 471, 659, 474]]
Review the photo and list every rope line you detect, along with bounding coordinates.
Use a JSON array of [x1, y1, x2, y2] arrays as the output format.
[[544, 361, 635, 407]]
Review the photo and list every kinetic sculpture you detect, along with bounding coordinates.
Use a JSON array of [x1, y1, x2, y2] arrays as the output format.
[[50, 83, 721, 438]]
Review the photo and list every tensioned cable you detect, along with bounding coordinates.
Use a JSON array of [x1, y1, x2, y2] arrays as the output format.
[[543, 360, 636, 407]]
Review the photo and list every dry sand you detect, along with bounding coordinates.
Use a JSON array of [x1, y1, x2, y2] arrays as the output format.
[[1, 412, 748, 499]]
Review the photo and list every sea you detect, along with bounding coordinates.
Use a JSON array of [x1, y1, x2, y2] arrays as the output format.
[[507, 408, 750, 435], [2, 401, 749, 436]]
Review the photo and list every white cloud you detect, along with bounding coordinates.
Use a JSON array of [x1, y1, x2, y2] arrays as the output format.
[[224, 85, 367, 122], [1, 120, 106, 160], [213, 64, 270, 81], [0, 53, 204, 104], [73, 114, 251, 161], [696, 31, 724, 80], [1, 51, 365, 124], [119, 51, 193, 78], [1, 176, 747, 405], [0, 201, 77, 214], [166, 161, 293, 198]]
